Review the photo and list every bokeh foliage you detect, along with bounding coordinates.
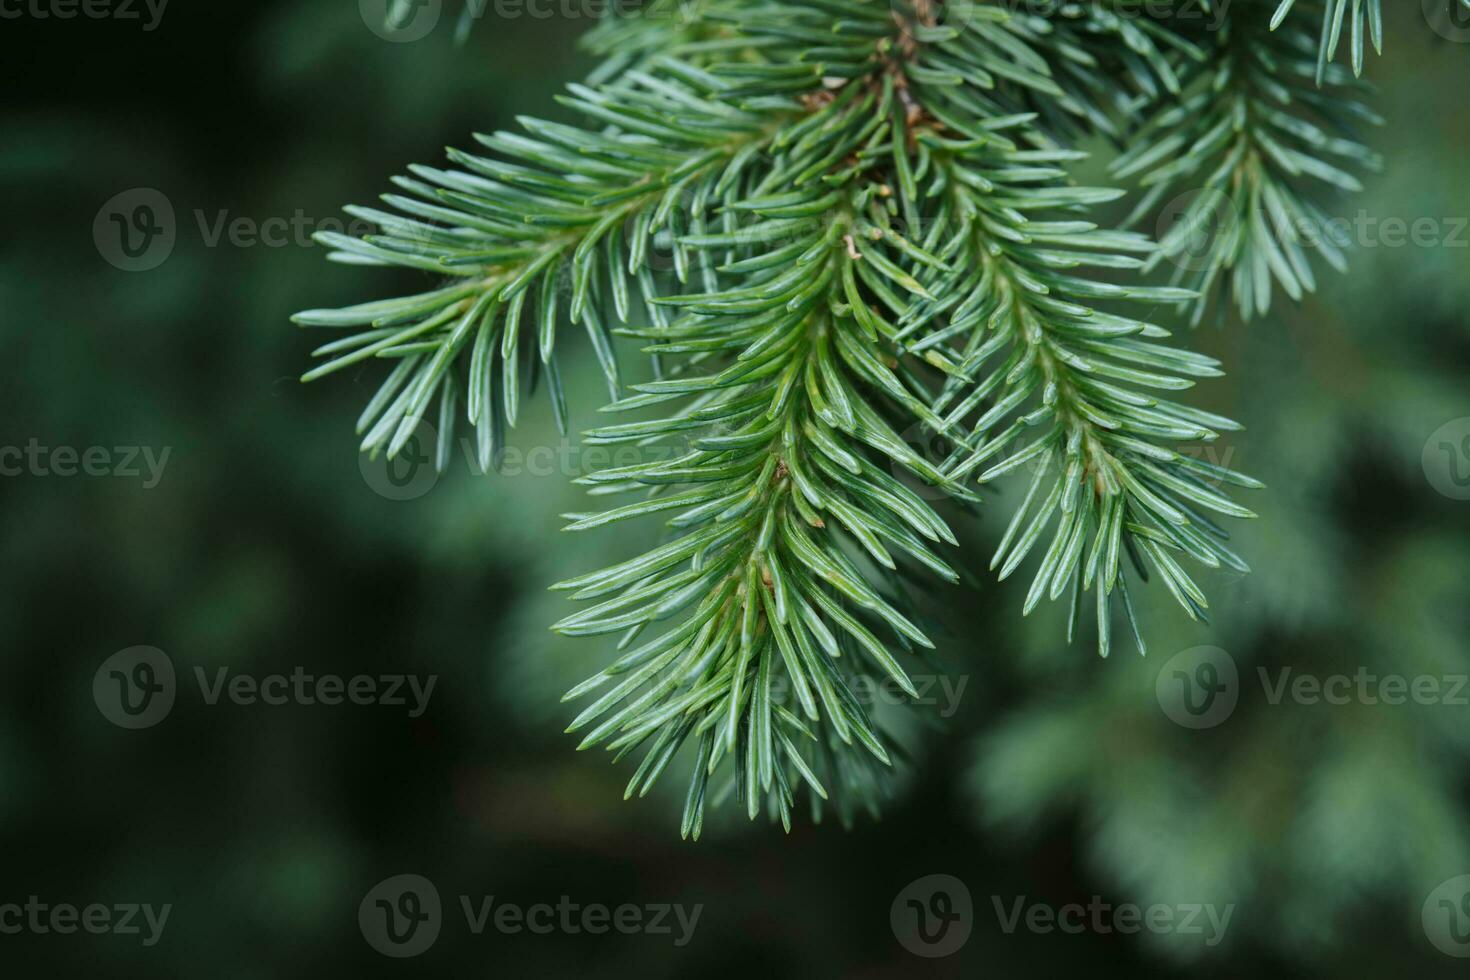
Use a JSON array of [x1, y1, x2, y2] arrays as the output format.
[[2, 0, 1468, 976]]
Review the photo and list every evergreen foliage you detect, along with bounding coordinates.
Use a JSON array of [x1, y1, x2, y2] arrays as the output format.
[[296, 0, 1426, 833], [1116, 8, 1382, 321]]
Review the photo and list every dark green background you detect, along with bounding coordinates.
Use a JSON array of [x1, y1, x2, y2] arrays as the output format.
[[3, 1, 1469, 975]]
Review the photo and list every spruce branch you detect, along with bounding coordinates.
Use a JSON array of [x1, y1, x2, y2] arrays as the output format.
[[552, 0, 1257, 829], [555, 251, 960, 834], [964, 0, 1210, 141], [300, 0, 1270, 831], [1112, 3, 1381, 322], [869, 5, 1260, 657], [294, 63, 788, 468], [553, 58, 980, 834]]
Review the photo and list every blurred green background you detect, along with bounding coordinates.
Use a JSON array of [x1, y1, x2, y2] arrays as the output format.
[[2, 1, 1469, 975]]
